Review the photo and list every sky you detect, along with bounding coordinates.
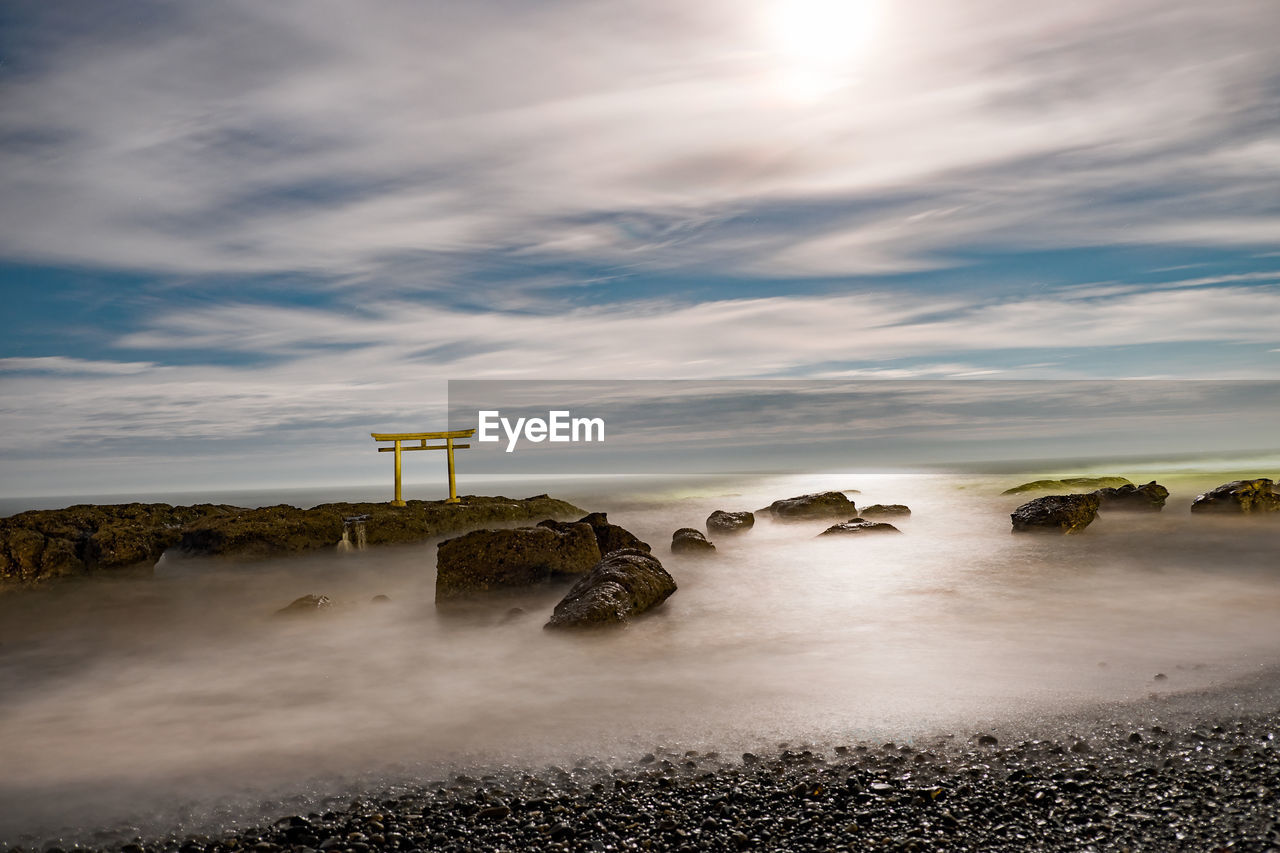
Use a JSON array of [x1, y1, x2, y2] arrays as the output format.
[[1, 0, 1279, 497]]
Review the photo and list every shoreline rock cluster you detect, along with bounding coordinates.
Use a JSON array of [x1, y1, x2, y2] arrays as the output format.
[[433, 512, 673, 630], [0, 496, 585, 587], [1009, 477, 1277, 533]]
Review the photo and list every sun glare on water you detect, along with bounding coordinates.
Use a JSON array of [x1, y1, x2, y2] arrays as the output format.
[[764, 0, 881, 101]]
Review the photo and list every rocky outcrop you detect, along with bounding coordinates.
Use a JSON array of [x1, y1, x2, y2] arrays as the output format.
[[0, 495, 586, 587], [706, 510, 754, 534], [435, 522, 601, 603], [859, 504, 911, 517], [0, 502, 239, 585], [180, 495, 585, 561], [817, 519, 902, 536], [1011, 494, 1101, 534], [543, 512, 650, 555], [761, 492, 857, 520], [1190, 479, 1280, 514], [1002, 477, 1131, 495], [1093, 482, 1169, 512], [671, 528, 716, 554], [544, 549, 677, 630]]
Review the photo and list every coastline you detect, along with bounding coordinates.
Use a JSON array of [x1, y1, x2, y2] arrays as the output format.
[[1, 471, 1276, 850], [5, 665, 1279, 851]]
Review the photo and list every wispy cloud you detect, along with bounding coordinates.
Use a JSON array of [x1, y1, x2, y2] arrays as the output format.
[[2, 283, 1278, 460], [0, 0, 1276, 281], [3, 0, 1279, 495], [0, 357, 156, 375]]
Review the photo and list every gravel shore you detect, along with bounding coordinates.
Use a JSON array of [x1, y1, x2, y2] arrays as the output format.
[[9, 682, 1279, 853]]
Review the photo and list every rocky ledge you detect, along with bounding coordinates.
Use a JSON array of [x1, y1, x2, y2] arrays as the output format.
[[0, 495, 584, 586], [1001, 476, 1132, 495]]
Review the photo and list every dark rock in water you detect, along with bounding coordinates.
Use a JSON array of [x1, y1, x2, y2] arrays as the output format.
[[817, 518, 902, 536], [370, 594, 390, 604], [706, 510, 754, 534], [276, 594, 332, 616], [180, 495, 585, 561], [1093, 481, 1169, 511], [500, 606, 528, 624], [671, 527, 716, 554], [0, 502, 240, 585], [436, 523, 601, 603], [544, 549, 676, 629], [1190, 478, 1280, 514], [859, 504, 911, 517], [762, 491, 857, 520], [1011, 494, 1100, 534], [541, 512, 650, 556], [1002, 477, 1131, 495], [0, 495, 586, 587]]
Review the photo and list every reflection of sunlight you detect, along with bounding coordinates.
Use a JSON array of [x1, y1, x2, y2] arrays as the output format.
[[763, 0, 881, 101]]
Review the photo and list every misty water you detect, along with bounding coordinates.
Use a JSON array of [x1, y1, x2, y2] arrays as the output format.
[[1, 471, 1278, 841]]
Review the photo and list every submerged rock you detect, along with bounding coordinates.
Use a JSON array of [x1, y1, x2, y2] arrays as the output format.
[[762, 492, 857, 520], [543, 512, 650, 555], [671, 528, 716, 554], [706, 510, 754, 534], [1011, 494, 1101, 534], [859, 504, 911, 517], [275, 594, 332, 616], [1093, 481, 1169, 511], [817, 518, 902, 536], [545, 549, 677, 629], [1190, 478, 1280, 514], [436, 522, 601, 603], [1002, 477, 1132, 495]]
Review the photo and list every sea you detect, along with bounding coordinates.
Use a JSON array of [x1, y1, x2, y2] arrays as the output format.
[[1, 467, 1278, 842]]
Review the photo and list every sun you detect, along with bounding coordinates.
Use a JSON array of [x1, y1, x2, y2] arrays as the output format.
[[763, 0, 881, 101]]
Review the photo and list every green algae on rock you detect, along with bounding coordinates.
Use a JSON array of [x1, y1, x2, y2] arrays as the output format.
[[1001, 476, 1132, 495]]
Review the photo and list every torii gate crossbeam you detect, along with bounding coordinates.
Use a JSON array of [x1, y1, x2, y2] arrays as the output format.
[[370, 429, 475, 506]]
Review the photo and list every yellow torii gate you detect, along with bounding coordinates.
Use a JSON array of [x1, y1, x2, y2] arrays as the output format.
[[370, 428, 474, 506]]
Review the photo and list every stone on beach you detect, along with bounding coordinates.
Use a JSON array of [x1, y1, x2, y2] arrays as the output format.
[[706, 510, 754, 534], [542, 512, 651, 555], [817, 518, 902, 536], [671, 527, 716, 554], [1010, 493, 1101, 534], [761, 492, 857, 520], [1092, 481, 1169, 511], [1190, 478, 1280, 514], [436, 522, 601, 603], [858, 504, 911, 517], [545, 549, 677, 629]]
